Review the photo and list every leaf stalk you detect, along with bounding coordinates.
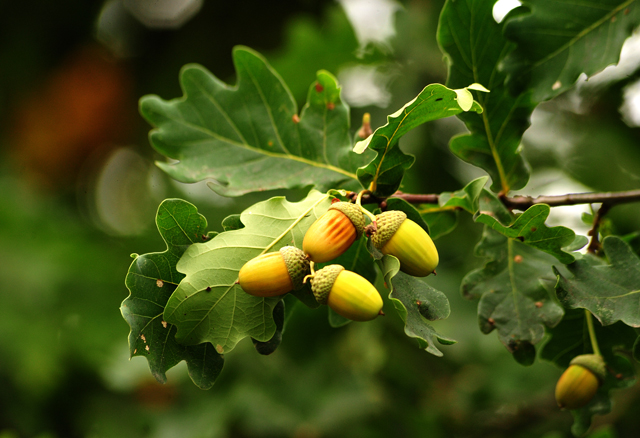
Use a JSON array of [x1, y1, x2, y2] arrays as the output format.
[[585, 309, 601, 357]]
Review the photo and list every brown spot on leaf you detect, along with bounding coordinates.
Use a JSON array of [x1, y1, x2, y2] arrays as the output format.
[[416, 300, 422, 306], [517, 236, 525, 242], [292, 114, 300, 123], [625, 8, 630, 14], [161, 320, 168, 328], [326, 102, 335, 110], [141, 334, 146, 342], [530, 227, 537, 232], [156, 279, 164, 287], [215, 344, 224, 354], [535, 302, 543, 308], [206, 286, 211, 291], [514, 255, 523, 263], [611, 15, 617, 22], [315, 83, 323, 93], [488, 317, 495, 325], [267, 141, 273, 147], [145, 345, 150, 352]]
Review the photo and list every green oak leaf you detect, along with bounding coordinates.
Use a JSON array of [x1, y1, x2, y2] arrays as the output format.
[[379, 255, 455, 357], [555, 236, 640, 327], [541, 309, 636, 436], [221, 214, 244, 231], [541, 309, 637, 368], [121, 199, 224, 389], [503, 0, 640, 103], [252, 300, 285, 355], [437, 176, 489, 214], [419, 176, 489, 239], [475, 203, 578, 264], [163, 190, 332, 354], [353, 83, 482, 198], [420, 210, 458, 241], [437, 0, 532, 193], [140, 46, 370, 197], [462, 225, 564, 365]]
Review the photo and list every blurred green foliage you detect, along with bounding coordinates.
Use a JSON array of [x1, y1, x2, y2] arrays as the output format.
[[1, 1, 639, 437]]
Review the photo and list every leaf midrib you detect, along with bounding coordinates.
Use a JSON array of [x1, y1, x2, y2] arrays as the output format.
[[529, 0, 635, 71]]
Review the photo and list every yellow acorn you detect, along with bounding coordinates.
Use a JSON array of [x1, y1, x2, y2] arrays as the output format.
[[555, 354, 605, 410], [310, 264, 383, 321], [303, 202, 365, 263], [238, 246, 309, 297], [371, 211, 438, 277]]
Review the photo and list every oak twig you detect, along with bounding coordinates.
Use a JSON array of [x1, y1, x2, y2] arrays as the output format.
[[353, 189, 640, 209], [586, 203, 613, 254]]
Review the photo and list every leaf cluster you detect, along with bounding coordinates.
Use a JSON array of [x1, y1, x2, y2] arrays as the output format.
[[121, 1, 640, 435]]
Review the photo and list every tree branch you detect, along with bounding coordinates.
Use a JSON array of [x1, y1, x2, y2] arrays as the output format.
[[586, 203, 613, 254], [501, 189, 640, 209], [353, 189, 640, 209]]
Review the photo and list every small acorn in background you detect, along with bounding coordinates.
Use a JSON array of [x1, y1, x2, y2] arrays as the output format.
[[303, 202, 365, 263], [371, 211, 438, 277], [555, 354, 606, 410], [239, 246, 309, 297], [310, 264, 383, 321]]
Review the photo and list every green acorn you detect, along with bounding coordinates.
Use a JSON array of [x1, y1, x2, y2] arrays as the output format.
[[555, 354, 606, 410], [371, 211, 439, 277], [238, 246, 309, 297], [310, 264, 383, 321], [303, 202, 366, 263]]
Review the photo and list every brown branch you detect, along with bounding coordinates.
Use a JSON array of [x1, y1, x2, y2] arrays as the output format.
[[586, 203, 613, 254], [353, 189, 640, 209], [501, 189, 640, 209]]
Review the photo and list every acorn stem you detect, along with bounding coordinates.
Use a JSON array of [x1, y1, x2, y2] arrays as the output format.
[[585, 309, 601, 357], [310, 261, 316, 275], [356, 190, 377, 223]]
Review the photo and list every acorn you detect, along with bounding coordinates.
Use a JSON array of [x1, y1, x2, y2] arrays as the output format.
[[555, 354, 606, 410], [238, 246, 309, 297], [310, 264, 383, 321], [371, 211, 438, 277], [303, 202, 366, 263]]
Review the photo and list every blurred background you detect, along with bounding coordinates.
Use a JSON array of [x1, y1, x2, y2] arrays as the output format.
[[1, 1, 640, 437]]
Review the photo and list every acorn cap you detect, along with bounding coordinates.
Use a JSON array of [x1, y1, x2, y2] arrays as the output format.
[[371, 210, 407, 249], [569, 354, 606, 382], [329, 202, 366, 239], [280, 246, 310, 290], [310, 264, 344, 305]]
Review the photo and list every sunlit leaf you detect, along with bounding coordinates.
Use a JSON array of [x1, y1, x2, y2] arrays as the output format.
[[163, 190, 332, 353], [438, 0, 532, 193], [121, 199, 224, 389], [140, 47, 369, 197], [353, 83, 482, 197], [503, 0, 640, 103], [555, 236, 640, 327]]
